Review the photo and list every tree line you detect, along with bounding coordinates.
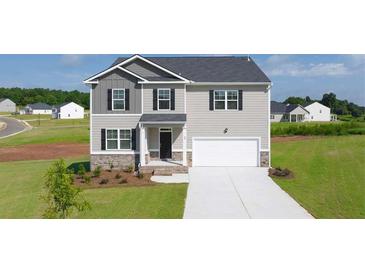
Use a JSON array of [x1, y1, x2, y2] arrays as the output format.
[[284, 92, 365, 117], [0, 87, 89, 109]]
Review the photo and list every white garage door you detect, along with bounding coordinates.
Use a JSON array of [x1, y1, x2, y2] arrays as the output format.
[[192, 137, 259, 167]]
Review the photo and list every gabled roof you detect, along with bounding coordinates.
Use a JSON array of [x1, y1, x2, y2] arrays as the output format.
[[0, 98, 14, 103], [84, 55, 271, 84], [53, 101, 84, 111], [27, 103, 52, 110], [271, 101, 310, 114]]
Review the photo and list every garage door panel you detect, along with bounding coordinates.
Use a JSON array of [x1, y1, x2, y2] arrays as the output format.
[[193, 138, 259, 167]]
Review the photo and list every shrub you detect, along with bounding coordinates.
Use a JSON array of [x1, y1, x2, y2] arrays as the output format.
[[83, 175, 91, 184], [119, 178, 128, 184], [269, 167, 291, 177], [137, 171, 144, 179], [99, 178, 109, 185], [108, 161, 114, 172], [347, 128, 365, 135], [125, 164, 134, 173], [115, 173, 122, 179], [92, 166, 102, 177], [78, 164, 86, 178]]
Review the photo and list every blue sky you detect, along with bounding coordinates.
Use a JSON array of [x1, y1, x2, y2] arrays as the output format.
[[0, 54, 364, 105]]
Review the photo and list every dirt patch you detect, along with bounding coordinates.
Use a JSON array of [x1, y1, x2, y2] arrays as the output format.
[[0, 143, 89, 162], [271, 135, 319, 143], [73, 169, 156, 189], [269, 167, 294, 179]]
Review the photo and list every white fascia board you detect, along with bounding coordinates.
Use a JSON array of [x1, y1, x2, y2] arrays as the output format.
[[188, 82, 272, 86], [137, 81, 190, 84], [118, 67, 148, 81]]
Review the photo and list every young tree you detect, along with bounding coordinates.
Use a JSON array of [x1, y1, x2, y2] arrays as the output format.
[[42, 159, 91, 218]]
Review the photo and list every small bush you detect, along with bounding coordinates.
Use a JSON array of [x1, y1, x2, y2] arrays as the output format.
[[115, 173, 122, 179], [99, 178, 109, 185], [92, 166, 102, 177], [83, 175, 91, 184], [137, 172, 144, 179], [119, 178, 128, 184], [125, 164, 134, 173], [78, 164, 86, 177], [108, 161, 114, 172], [269, 167, 291, 177], [347, 128, 365, 135]]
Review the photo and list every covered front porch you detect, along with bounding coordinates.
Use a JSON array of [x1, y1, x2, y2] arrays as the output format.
[[138, 114, 188, 167]]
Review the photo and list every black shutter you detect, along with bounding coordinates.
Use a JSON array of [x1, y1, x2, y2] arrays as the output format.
[[238, 90, 243, 110], [209, 90, 214, 110], [153, 89, 158, 110], [131, 129, 136, 150], [107, 89, 112, 110], [101, 129, 106, 150], [170, 89, 175, 110], [125, 89, 130, 111]]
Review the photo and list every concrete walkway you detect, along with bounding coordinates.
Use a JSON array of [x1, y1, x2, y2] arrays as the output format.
[[0, 116, 29, 139], [184, 167, 313, 219]]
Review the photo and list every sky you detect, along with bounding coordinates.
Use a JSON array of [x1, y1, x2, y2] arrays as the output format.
[[0, 54, 364, 105]]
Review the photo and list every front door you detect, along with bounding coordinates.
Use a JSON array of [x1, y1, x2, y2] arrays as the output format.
[[160, 129, 172, 159]]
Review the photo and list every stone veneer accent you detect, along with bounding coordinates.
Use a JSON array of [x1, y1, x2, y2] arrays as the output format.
[[91, 154, 139, 170], [260, 151, 270, 167]]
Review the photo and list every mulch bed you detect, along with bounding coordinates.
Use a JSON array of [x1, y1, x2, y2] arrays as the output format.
[[0, 143, 89, 162], [269, 167, 294, 179], [271, 135, 319, 143], [73, 169, 156, 189]]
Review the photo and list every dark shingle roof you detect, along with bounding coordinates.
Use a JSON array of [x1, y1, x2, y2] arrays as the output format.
[[111, 56, 271, 83], [271, 101, 309, 114], [140, 114, 187, 123], [28, 103, 52, 110]]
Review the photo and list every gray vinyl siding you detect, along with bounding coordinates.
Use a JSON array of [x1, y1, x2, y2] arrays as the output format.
[[91, 115, 141, 152], [124, 59, 173, 78], [186, 85, 269, 150], [0, 99, 16, 112], [143, 84, 185, 113], [92, 70, 141, 114]]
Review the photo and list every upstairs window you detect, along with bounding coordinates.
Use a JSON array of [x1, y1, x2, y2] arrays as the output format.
[[214, 90, 238, 110], [158, 89, 170, 110], [112, 89, 125, 110]]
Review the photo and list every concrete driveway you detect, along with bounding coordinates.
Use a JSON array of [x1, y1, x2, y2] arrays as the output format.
[[183, 167, 313, 219], [0, 116, 28, 139]]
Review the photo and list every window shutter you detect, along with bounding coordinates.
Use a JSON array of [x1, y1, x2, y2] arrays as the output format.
[[170, 89, 175, 110], [131, 128, 137, 150], [101, 129, 106, 150], [125, 89, 130, 111], [107, 89, 112, 110], [209, 90, 214, 110], [153, 89, 158, 110], [238, 90, 243, 110]]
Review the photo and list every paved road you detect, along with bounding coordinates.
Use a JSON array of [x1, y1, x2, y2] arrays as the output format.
[[184, 167, 313, 219], [0, 116, 28, 138]]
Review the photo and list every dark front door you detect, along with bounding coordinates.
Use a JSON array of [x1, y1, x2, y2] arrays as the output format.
[[160, 131, 172, 159]]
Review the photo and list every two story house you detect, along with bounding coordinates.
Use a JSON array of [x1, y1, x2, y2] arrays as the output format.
[[84, 55, 271, 171]]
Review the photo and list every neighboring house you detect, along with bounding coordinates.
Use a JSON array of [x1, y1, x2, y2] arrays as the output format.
[[84, 54, 271, 170], [52, 102, 84, 119], [0, 98, 16, 112], [304, 101, 331, 121], [23, 103, 52, 114], [270, 101, 309, 122]]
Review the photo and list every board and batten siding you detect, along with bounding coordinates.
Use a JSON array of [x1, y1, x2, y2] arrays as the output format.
[[91, 115, 141, 152], [124, 59, 172, 78], [92, 70, 142, 114], [143, 84, 185, 113], [186, 85, 269, 150]]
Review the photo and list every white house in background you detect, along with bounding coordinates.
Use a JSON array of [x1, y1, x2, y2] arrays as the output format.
[[304, 102, 331, 121], [0, 98, 16, 112], [52, 102, 84, 119], [23, 103, 52, 114]]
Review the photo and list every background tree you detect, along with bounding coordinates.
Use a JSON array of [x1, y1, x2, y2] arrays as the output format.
[[42, 159, 91, 218]]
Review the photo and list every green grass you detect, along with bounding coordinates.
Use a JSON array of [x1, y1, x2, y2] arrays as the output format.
[[0, 157, 188, 218], [27, 118, 89, 127], [11, 114, 52, 120], [271, 135, 365, 218], [0, 126, 89, 147]]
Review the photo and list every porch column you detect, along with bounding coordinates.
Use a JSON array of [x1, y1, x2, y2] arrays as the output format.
[[139, 124, 146, 166], [182, 125, 187, 166]]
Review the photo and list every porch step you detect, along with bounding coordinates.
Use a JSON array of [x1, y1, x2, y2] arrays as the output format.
[[140, 165, 188, 175]]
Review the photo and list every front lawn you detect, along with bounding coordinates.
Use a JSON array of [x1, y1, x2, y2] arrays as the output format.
[[27, 117, 89, 127], [0, 157, 187, 218], [271, 135, 365, 218]]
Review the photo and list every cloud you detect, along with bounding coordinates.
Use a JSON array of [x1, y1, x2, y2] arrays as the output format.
[[263, 55, 351, 77], [60, 55, 84, 66]]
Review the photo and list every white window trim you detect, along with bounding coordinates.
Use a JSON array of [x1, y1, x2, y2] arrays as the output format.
[[106, 128, 132, 150], [112, 88, 125, 111], [213, 90, 239, 111], [157, 88, 171, 111]]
